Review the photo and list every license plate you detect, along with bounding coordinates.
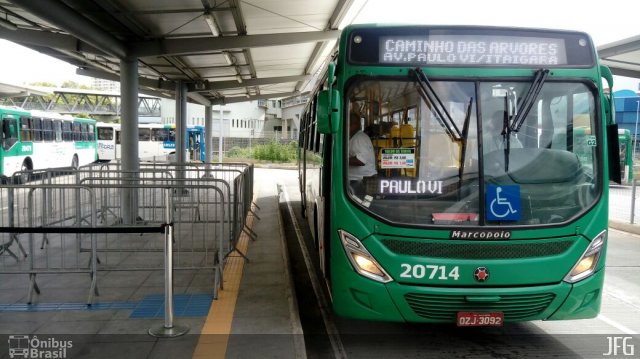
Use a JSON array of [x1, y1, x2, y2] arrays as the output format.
[[456, 312, 504, 327]]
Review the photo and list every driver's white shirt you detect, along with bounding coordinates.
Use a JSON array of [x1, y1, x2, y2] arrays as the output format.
[[348, 130, 377, 181]]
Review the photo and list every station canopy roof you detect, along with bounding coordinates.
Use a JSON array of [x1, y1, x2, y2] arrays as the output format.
[[0, 0, 357, 106], [598, 34, 640, 80], [1, 1, 639, 107]]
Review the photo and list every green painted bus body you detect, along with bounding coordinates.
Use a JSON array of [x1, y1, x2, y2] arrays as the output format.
[[300, 25, 615, 323]]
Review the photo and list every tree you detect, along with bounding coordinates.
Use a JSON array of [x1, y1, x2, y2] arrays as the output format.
[[29, 81, 57, 87], [61, 80, 94, 90]]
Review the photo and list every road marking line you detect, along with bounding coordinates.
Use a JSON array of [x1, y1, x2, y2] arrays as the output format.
[[599, 314, 638, 335]]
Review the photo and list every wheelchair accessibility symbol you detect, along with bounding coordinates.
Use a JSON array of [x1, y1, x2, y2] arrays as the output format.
[[486, 185, 521, 221]]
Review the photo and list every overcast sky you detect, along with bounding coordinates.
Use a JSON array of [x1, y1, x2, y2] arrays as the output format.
[[0, 0, 638, 91]]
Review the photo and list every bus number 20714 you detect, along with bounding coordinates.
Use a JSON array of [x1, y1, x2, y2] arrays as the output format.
[[400, 264, 460, 280]]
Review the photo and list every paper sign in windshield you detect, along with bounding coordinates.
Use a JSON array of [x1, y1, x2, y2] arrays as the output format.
[[381, 148, 415, 169]]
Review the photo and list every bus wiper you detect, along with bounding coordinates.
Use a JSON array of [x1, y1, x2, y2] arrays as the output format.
[[458, 97, 473, 180], [502, 95, 511, 172], [411, 68, 462, 142], [510, 68, 549, 132]]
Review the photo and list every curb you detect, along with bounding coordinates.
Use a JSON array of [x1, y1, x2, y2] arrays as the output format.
[[609, 219, 640, 236], [276, 184, 307, 359]]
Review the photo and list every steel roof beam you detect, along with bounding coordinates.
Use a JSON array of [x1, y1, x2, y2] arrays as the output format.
[[227, 0, 247, 35], [188, 92, 212, 106], [10, 0, 128, 59], [296, 0, 352, 91], [212, 91, 300, 105], [131, 30, 341, 57], [76, 68, 177, 92], [0, 27, 107, 56], [188, 75, 309, 92], [598, 35, 640, 58], [600, 60, 640, 79]]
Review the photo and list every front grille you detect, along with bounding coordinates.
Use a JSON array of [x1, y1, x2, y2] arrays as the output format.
[[404, 292, 556, 321], [381, 239, 573, 259]]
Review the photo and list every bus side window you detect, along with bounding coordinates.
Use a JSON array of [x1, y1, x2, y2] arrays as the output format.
[[33, 117, 43, 141], [88, 124, 95, 141], [43, 119, 53, 142], [80, 123, 89, 141], [20, 116, 32, 141], [115, 130, 121, 144], [98, 127, 113, 140], [152, 129, 158, 141], [54, 120, 63, 142], [62, 122, 72, 141], [72, 122, 82, 141], [139, 128, 151, 141]]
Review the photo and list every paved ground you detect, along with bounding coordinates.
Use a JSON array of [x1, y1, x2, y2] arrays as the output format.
[[0, 167, 302, 359], [0, 168, 637, 359]]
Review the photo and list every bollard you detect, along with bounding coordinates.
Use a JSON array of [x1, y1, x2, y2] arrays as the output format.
[[149, 189, 189, 338]]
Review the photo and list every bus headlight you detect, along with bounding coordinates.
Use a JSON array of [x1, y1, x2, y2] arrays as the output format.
[[339, 229, 392, 283], [564, 230, 606, 283]]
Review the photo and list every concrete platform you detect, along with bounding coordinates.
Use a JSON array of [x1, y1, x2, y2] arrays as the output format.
[[0, 167, 303, 359]]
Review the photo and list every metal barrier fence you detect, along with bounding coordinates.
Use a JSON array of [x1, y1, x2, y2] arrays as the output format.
[[0, 161, 255, 307], [609, 182, 640, 224]]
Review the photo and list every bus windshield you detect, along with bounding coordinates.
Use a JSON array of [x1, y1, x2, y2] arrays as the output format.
[[346, 78, 599, 226]]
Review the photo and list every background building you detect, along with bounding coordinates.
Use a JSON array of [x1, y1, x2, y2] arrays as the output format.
[[160, 94, 308, 141], [92, 78, 119, 93]]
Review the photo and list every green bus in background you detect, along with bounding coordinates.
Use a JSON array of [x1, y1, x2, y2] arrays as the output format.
[[618, 128, 633, 183], [298, 24, 621, 326], [1, 106, 97, 183]]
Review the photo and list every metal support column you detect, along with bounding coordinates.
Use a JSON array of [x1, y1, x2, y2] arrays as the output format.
[[218, 106, 224, 163], [175, 81, 187, 166], [205, 105, 213, 165], [120, 57, 139, 224]]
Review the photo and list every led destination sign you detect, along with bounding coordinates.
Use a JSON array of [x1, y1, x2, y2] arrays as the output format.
[[379, 35, 568, 66]]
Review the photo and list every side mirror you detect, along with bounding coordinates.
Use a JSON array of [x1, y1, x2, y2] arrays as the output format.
[[600, 65, 614, 93], [607, 123, 621, 184], [317, 89, 340, 134]]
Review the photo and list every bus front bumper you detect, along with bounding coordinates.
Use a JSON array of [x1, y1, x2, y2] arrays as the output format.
[[332, 268, 604, 323]]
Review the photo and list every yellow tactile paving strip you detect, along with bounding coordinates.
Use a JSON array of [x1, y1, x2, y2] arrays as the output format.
[[192, 199, 256, 359]]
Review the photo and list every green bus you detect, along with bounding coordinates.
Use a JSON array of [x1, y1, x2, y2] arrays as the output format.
[[1, 106, 98, 183], [298, 24, 621, 325]]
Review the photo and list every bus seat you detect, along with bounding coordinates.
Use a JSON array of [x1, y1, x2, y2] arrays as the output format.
[[484, 148, 581, 184], [425, 133, 458, 179]]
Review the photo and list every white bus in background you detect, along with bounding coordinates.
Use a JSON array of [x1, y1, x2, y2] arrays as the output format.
[[97, 122, 176, 161]]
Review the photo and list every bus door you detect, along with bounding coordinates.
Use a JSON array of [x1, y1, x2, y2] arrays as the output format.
[[97, 125, 116, 160], [115, 129, 121, 160], [2, 117, 18, 151], [187, 128, 203, 161]]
